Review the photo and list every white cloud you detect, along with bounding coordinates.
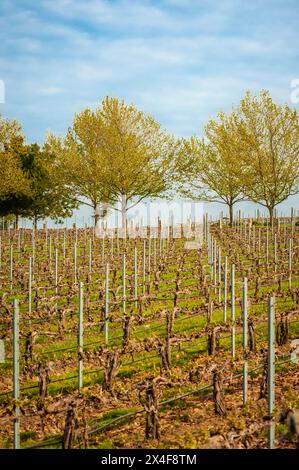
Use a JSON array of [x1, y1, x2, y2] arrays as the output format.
[[38, 86, 64, 95]]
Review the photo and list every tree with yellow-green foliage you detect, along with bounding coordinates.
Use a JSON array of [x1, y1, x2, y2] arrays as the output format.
[[48, 97, 177, 230], [0, 115, 77, 228], [0, 115, 31, 198], [47, 113, 116, 228], [237, 90, 299, 224], [175, 110, 245, 225], [16, 143, 77, 227]]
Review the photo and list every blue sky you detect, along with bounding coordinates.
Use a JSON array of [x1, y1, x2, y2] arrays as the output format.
[[0, 0, 298, 144], [0, 0, 298, 226]]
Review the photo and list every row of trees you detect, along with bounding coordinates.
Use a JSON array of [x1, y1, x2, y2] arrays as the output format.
[[0, 117, 76, 227], [177, 91, 299, 224], [47, 97, 177, 229], [0, 90, 298, 229]]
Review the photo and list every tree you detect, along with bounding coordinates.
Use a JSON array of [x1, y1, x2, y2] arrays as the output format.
[[48, 97, 176, 231], [20, 143, 77, 227], [47, 122, 116, 228], [92, 97, 176, 229], [0, 141, 77, 228], [238, 90, 299, 224], [175, 111, 245, 225], [0, 115, 31, 198]]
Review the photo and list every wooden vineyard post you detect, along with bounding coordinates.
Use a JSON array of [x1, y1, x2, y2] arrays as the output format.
[[266, 228, 269, 266], [142, 240, 146, 296], [288, 238, 292, 289], [102, 234, 105, 262], [248, 220, 251, 247], [206, 213, 209, 242], [242, 277, 248, 404], [55, 248, 58, 295], [159, 231, 162, 258], [123, 252, 126, 314], [231, 263, 235, 359], [274, 233, 277, 274], [105, 263, 109, 346], [210, 236, 214, 277], [134, 246, 138, 308], [49, 235, 52, 267], [88, 238, 92, 274], [28, 256, 32, 318], [63, 230, 66, 260], [205, 213, 208, 243], [258, 228, 261, 255], [283, 218, 286, 247], [291, 207, 295, 237], [32, 229, 35, 271], [111, 232, 114, 258], [13, 299, 20, 449], [213, 240, 217, 294], [223, 256, 228, 322], [74, 241, 77, 285], [148, 238, 151, 290], [45, 225, 48, 252], [10, 244, 13, 291], [268, 296, 275, 449], [218, 247, 221, 303], [116, 231, 119, 255], [17, 231, 21, 260], [78, 282, 84, 392]]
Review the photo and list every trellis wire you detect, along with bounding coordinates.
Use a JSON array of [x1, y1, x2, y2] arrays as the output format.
[[23, 354, 296, 450]]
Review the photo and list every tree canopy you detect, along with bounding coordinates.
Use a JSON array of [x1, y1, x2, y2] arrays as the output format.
[[174, 91, 299, 225], [237, 90, 299, 223], [48, 97, 177, 229], [1, 90, 298, 229], [175, 110, 245, 224], [0, 115, 77, 227], [0, 115, 31, 198]]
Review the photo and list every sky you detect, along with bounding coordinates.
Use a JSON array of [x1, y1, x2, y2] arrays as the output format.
[[0, 0, 298, 225]]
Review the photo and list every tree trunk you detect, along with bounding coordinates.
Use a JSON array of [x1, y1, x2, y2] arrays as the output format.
[[94, 202, 101, 227], [34, 216, 38, 230], [15, 213, 19, 230], [228, 202, 234, 227], [94, 202, 102, 238], [268, 205, 274, 227], [121, 194, 127, 231]]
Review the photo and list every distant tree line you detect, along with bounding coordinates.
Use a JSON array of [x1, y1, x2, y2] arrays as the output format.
[[0, 90, 298, 229]]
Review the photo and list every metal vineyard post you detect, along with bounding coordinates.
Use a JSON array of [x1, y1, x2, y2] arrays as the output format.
[[13, 299, 20, 449], [231, 263, 235, 359], [105, 263, 109, 345], [78, 282, 84, 391], [242, 277, 248, 404], [268, 296, 275, 449]]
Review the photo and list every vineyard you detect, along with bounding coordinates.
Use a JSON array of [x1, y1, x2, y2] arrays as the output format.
[[0, 214, 298, 450]]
